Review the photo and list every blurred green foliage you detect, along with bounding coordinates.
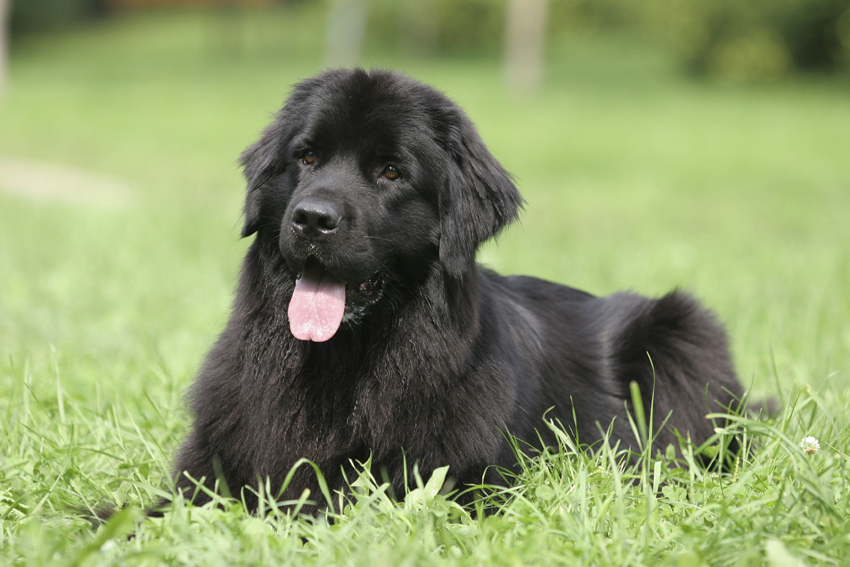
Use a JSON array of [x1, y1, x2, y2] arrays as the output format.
[[10, 0, 106, 32], [368, 0, 850, 79], [8, 0, 850, 79], [606, 0, 850, 80], [368, 0, 505, 56]]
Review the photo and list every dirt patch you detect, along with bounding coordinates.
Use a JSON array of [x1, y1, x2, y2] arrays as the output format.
[[0, 157, 134, 208]]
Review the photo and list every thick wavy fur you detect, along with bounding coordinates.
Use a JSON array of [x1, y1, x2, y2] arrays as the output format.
[[172, 69, 745, 512]]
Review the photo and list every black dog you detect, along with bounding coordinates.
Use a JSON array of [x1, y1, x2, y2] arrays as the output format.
[[172, 69, 744, 512]]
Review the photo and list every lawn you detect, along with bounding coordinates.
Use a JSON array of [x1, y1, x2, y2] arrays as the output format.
[[1, 5, 849, 566]]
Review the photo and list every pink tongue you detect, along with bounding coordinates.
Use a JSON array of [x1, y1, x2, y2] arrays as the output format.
[[288, 263, 346, 342]]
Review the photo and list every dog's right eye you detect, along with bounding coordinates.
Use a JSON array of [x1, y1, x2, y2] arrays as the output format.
[[302, 151, 316, 165], [381, 165, 401, 181]]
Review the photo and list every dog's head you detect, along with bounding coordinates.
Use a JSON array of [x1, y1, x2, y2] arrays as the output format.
[[239, 69, 523, 341]]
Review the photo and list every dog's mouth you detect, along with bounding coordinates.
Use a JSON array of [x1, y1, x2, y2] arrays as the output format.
[[287, 257, 386, 342]]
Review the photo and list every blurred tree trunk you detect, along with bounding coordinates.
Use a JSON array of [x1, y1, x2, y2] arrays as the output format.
[[504, 0, 549, 96], [325, 0, 368, 68], [0, 0, 9, 95]]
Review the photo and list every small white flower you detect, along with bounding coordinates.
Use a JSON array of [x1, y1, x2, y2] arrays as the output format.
[[800, 436, 820, 455]]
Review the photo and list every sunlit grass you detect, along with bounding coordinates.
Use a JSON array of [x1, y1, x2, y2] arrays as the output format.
[[1, 5, 849, 565]]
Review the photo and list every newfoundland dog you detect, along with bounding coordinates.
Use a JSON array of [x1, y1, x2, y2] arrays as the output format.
[[172, 68, 744, 512]]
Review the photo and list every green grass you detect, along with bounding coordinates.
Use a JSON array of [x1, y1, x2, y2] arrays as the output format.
[[1, 5, 850, 566]]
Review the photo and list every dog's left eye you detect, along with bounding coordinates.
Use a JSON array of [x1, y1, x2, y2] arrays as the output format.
[[381, 165, 401, 181]]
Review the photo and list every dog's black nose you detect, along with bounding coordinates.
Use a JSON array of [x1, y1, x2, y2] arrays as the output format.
[[291, 200, 341, 241]]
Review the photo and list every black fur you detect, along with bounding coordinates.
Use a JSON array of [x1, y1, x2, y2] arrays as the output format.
[[172, 69, 744, 512]]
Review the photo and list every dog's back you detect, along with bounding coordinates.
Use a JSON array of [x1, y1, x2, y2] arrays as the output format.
[[486, 273, 743, 460]]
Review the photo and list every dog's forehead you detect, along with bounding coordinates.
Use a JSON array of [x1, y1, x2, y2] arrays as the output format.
[[303, 74, 441, 154]]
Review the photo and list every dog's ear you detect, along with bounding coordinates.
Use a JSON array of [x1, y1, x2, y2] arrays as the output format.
[[440, 112, 524, 278], [238, 119, 289, 238]]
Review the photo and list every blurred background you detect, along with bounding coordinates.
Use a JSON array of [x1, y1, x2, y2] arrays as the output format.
[[6, 0, 850, 83], [0, 0, 849, 418]]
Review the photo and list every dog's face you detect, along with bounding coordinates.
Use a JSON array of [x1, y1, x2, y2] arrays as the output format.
[[239, 70, 523, 341]]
